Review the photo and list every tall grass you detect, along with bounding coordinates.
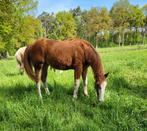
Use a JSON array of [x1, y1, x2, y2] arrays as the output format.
[[0, 47, 146, 130]]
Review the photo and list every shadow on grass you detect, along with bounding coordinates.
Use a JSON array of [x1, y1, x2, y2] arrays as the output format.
[[0, 84, 34, 100], [0, 78, 101, 109], [7, 57, 14, 60], [5, 72, 22, 77], [0, 57, 14, 61], [111, 76, 147, 99], [0, 80, 75, 101], [46, 81, 100, 109]]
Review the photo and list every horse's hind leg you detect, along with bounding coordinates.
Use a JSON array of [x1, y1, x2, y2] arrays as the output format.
[[35, 65, 43, 99], [73, 65, 82, 99], [16, 59, 23, 74], [41, 64, 50, 95], [82, 66, 88, 96], [20, 63, 24, 75]]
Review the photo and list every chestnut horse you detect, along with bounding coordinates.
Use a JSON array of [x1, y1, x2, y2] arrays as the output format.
[[15, 46, 27, 74], [24, 38, 108, 101]]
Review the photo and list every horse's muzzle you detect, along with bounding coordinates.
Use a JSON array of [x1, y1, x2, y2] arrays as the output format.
[[98, 88, 105, 102]]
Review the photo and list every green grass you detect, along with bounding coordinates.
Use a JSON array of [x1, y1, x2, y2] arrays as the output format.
[[0, 46, 147, 131]]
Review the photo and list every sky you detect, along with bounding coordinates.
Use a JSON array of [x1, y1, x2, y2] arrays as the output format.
[[36, 0, 147, 16]]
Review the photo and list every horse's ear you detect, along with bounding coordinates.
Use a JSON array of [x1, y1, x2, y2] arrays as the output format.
[[104, 72, 109, 78]]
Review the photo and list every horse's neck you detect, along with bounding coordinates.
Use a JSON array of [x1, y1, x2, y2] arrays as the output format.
[[90, 54, 105, 84]]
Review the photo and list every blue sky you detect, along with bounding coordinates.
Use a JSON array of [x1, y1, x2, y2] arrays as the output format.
[[36, 0, 146, 16]]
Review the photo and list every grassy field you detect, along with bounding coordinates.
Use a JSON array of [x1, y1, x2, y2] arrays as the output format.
[[0, 46, 147, 131]]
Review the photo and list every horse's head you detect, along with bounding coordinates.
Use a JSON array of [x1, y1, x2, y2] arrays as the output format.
[[95, 72, 109, 102]]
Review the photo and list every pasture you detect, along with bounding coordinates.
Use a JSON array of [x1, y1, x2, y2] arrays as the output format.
[[0, 45, 146, 131]]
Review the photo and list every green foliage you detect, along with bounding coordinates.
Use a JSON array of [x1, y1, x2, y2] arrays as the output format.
[[110, 0, 130, 28], [82, 7, 99, 37], [81, 7, 112, 47], [110, 0, 145, 46], [55, 11, 77, 40], [129, 5, 145, 28], [0, 46, 146, 130], [19, 16, 43, 45], [0, 0, 147, 55], [38, 11, 77, 40], [37, 1, 147, 47], [0, 0, 43, 56]]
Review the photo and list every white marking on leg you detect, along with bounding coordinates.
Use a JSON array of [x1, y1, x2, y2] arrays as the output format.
[[37, 82, 42, 99], [73, 79, 80, 99], [43, 81, 50, 95], [99, 81, 107, 101], [83, 76, 88, 96], [37, 69, 42, 99]]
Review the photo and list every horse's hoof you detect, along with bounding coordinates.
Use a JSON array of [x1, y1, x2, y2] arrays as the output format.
[[72, 95, 77, 101], [72, 97, 77, 101], [84, 92, 89, 97], [46, 92, 50, 96], [45, 88, 50, 95], [39, 98, 43, 104], [84, 94, 89, 97]]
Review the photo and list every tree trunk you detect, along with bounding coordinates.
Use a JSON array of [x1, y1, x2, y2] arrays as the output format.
[[130, 28, 132, 46], [118, 33, 121, 46], [122, 31, 125, 46], [112, 35, 113, 43], [96, 38, 98, 49], [135, 27, 138, 45]]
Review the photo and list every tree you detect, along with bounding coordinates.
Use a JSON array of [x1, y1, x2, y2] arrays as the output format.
[[0, 0, 15, 53], [19, 16, 43, 46], [142, 4, 147, 44], [38, 12, 54, 37], [70, 6, 84, 38], [96, 7, 112, 47], [0, 0, 41, 56], [82, 7, 99, 41], [110, 0, 145, 46], [110, 0, 130, 46], [81, 7, 111, 47], [128, 5, 145, 45], [38, 11, 77, 40], [55, 11, 77, 40]]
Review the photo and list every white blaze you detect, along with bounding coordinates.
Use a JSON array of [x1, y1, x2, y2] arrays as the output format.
[[99, 81, 107, 101]]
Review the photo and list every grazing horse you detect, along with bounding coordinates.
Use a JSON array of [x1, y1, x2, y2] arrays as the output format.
[[24, 38, 109, 101], [15, 46, 27, 74]]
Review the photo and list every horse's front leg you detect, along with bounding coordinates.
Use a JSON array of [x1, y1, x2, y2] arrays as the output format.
[[73, 65, 82, 99], [41, 64, 50, 95]]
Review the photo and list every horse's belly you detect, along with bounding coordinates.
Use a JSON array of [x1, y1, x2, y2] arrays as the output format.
[[48, 56, 73, 70]]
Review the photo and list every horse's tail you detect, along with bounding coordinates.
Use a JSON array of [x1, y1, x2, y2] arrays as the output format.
[[23, 45, 37, 82]]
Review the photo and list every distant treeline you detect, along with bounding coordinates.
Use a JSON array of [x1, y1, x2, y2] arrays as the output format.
[[0, 0, 147, 57]]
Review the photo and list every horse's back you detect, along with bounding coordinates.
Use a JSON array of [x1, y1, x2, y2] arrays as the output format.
[[46, 39, 87, 69], [29, 38, 93, 70]]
